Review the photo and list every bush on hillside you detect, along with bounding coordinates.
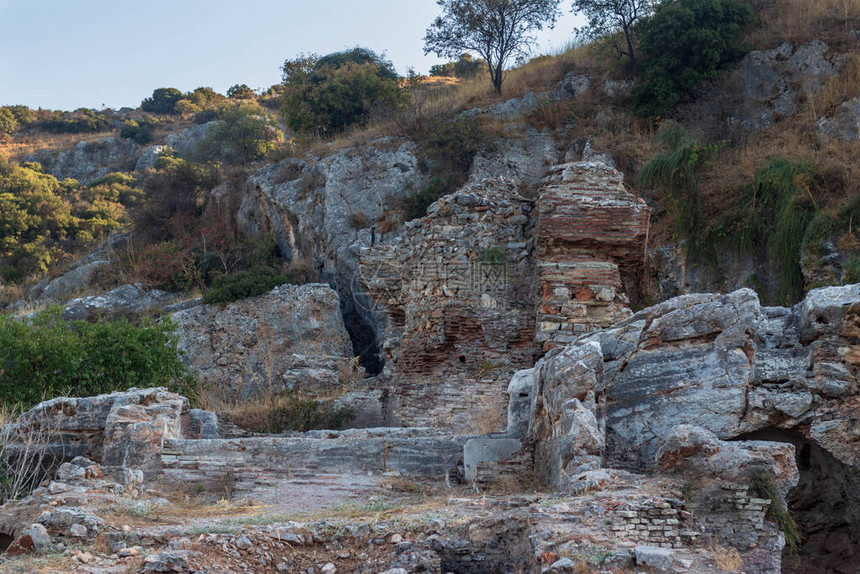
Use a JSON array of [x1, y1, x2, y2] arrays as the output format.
[[141, 87, 184, 114], [194, 102, 281, 165], [0, 310, 188, 408], [134, 153, 221, 244], [631, 0, 754, 117], [429, 53, 485, 78], [0, 159, 135, 282], [35, 109, 111, 134], [120, 118, 157, 144], [281, 47, 408, 135], [202, 261, 320, 305], [729, 157, 820, 303]]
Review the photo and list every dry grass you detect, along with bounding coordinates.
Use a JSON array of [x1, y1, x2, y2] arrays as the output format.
[[749, 0, 860, 49], [0, 131, 114, 161], [711, 543, 744, 572], [0, 407, 60, 505]]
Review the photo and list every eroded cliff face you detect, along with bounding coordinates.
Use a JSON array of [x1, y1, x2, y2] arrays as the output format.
[[517, 284, 860, 572], [237, 140, 428, 373], [172, 283, 356, 400]]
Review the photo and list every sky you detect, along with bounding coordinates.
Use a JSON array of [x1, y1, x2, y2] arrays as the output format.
[[0, 1, 585, 111]]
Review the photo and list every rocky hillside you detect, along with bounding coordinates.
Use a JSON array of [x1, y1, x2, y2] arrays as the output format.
[[2, 1, 860, 572]]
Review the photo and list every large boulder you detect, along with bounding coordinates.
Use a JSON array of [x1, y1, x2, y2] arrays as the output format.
[[524, 285, 860, 474], [61, 283, 181, 322], [172, 283, 355, 399]]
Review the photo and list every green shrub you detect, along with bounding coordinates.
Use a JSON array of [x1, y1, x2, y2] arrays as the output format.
[[844, 257, 860, 284], [227, 84, 255, 99], [36, 109, 110, 134], [0, 105, 34, 135], [0, 310, 188, 408], [202, 269, 290, 305], [202, 261, 319, 305], [405, 177, 448, 220], [0, 160, 136, 282], [120, 118, 157, 144], [141, 88, 184, 114], [281, 47, 408, 135], [730, 158, 820, 303], [0, 108, 18, 136], [194, 102, 281, 165], [429, 53, 485, 78], [750, 471, 802, 553], [402, 117, 489, 220], [638, 121, 719, 249], [631, 0, 754, 117]]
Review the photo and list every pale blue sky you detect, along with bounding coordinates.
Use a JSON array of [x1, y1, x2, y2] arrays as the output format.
[[0, 1, 584, 111]]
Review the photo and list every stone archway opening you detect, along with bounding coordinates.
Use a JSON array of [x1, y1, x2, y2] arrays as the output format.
[[736, 428, 860, 573]]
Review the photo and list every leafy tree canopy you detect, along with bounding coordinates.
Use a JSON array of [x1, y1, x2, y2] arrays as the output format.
[[631, 0, 754, 117], [281, 47, 407, 135], [0, 158, 137, 282], [141, 87, 184, 114], [227, 84, 256, 99], [424, 0, 562, 93], [572, 0, 652, 65], [429, 53, 486, 78], [195, 102, 282, 165]]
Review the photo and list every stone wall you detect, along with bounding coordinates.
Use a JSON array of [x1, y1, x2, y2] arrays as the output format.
[[357, 178, 539, 432], [535, 162, 650, 349]]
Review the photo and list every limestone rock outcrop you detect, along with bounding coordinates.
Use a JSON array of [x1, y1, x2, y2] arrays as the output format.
[[517, 284, 860, 572], [731, 40, 844, 131], [61, 283, 181, 322], [26, 137, 141, 185], [237, 139, 427, 371], [172, 283, 356, 399]]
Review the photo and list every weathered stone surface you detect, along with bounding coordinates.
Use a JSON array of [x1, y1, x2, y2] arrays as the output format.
[[26, 137, 141, 185], [531, 342, 605, 488], [816, 95, 860, 141], [522, 284, 860, 473], [463, 437, 523, 481], [730, 40, 844, 131], [160, 429, 467, 498], [656, 425, 799, 494], [10, 388, 206, 469], [135, 144, 167, 171], [173, 283, 355, 399], [357, 178, 537, 431], [102, 389, 187, 479], [535, 162, 650, 348], [238, 139, 427, 372], [164, 121, 221, 157], [506, 369, 536, 438], [467, 126, 559, 187], [62, 283, 180, 321]]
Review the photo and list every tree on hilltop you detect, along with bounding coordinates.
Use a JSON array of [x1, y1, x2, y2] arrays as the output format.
[[572, 0, 652, 66], [141, 87, 184, 114], [424, 0, 562, 94]]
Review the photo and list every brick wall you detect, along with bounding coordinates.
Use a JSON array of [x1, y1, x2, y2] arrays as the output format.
[[535, 163, 650, 349]]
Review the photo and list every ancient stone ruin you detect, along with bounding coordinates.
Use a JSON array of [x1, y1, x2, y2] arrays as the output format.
[[1, 163, 859, 573]]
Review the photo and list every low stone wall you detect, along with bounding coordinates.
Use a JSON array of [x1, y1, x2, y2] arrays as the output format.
[[608, 499, 698, 549], [160, 430, 467, 495]]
